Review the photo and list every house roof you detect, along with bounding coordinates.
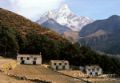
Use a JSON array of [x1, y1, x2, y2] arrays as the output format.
[[17, 54, 41, 58], [50, 60, 69, 63], [86, 65, 102, 69]]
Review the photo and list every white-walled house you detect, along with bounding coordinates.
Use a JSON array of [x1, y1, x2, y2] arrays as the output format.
[[17, 54, 42, 65], [50, 60, 70, 70], [85, 65, 103, 77]]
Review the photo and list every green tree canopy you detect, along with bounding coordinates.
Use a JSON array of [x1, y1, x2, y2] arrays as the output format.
[[0, 22, 19, 57]]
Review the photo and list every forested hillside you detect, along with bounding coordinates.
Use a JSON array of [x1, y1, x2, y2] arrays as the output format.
[[0, 8, 67, 57]]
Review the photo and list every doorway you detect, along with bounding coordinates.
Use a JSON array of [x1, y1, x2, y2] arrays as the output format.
[[33, 61, 36, 65], [62, 66, 65, 70], [21, 60, 24, 64], [56, 66, 59, 70]]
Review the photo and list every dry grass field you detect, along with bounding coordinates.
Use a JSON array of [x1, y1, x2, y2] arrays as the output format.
[[83, 78, 120, 83], [0, 57, 120, 83], [58, 70, 120, 83], [58, 70, 87, 78], [8, 65, 86, 83], [0, 72, 36, 83], [0, 57, 37, 83], [0, 57, 85, 83]]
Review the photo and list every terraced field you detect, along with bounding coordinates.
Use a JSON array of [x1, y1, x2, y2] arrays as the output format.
[[0, 72, 35, 83], [0, 58, 36, 83], [85, 78, 120, 83], [8, 65, 86, 83], [58, 70, 87, 78], [58, 70, 120, 83]]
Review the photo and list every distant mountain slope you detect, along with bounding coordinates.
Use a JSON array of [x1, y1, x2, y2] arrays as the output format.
[[63, 31, 80, 43], [80, 15, 120, 37], [41, 19, 80, 43], [79, 15, 120, 54], [36, 4, 93, 32], [41, 19, 71, 34]]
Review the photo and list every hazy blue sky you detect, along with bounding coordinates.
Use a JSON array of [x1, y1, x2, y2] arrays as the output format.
[[65, 0, 120, 20], [0, 0, 120, 21]]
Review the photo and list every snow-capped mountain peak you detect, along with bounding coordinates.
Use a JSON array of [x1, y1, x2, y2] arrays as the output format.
[[36, 4, 93, 31], [60, 4, 69, 10], [58, 4, 71, 15]]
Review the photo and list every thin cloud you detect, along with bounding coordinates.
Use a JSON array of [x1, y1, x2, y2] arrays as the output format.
[[0, 0, 65, 21]]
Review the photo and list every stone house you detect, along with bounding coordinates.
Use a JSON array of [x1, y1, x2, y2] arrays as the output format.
[[50, 60, 69, 70], [17, 54, 42, 65], [85, 65, 103, 77]]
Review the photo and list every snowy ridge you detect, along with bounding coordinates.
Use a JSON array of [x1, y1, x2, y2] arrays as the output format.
[[36, 4, 93, 31]]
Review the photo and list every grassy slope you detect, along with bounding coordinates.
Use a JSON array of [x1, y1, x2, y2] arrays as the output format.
[[0, 8, 66, 41]]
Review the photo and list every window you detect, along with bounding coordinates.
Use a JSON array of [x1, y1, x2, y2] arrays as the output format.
[[92, 68, 95, 71], [88, 69, 91, 71], [65, 63, 67, 65], [97, 68, 99, 71], [21, 57, 23, 60], [59, 63, 62, 65], [54, 63, 56, 65], [27, 57, 29, 60], [90, 72, 92, 75], [34, 58, 37, 60]]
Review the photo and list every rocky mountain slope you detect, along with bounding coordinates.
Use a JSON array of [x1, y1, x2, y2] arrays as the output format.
[[41, 19, 71, 34], [79, 15, 120, 54]]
